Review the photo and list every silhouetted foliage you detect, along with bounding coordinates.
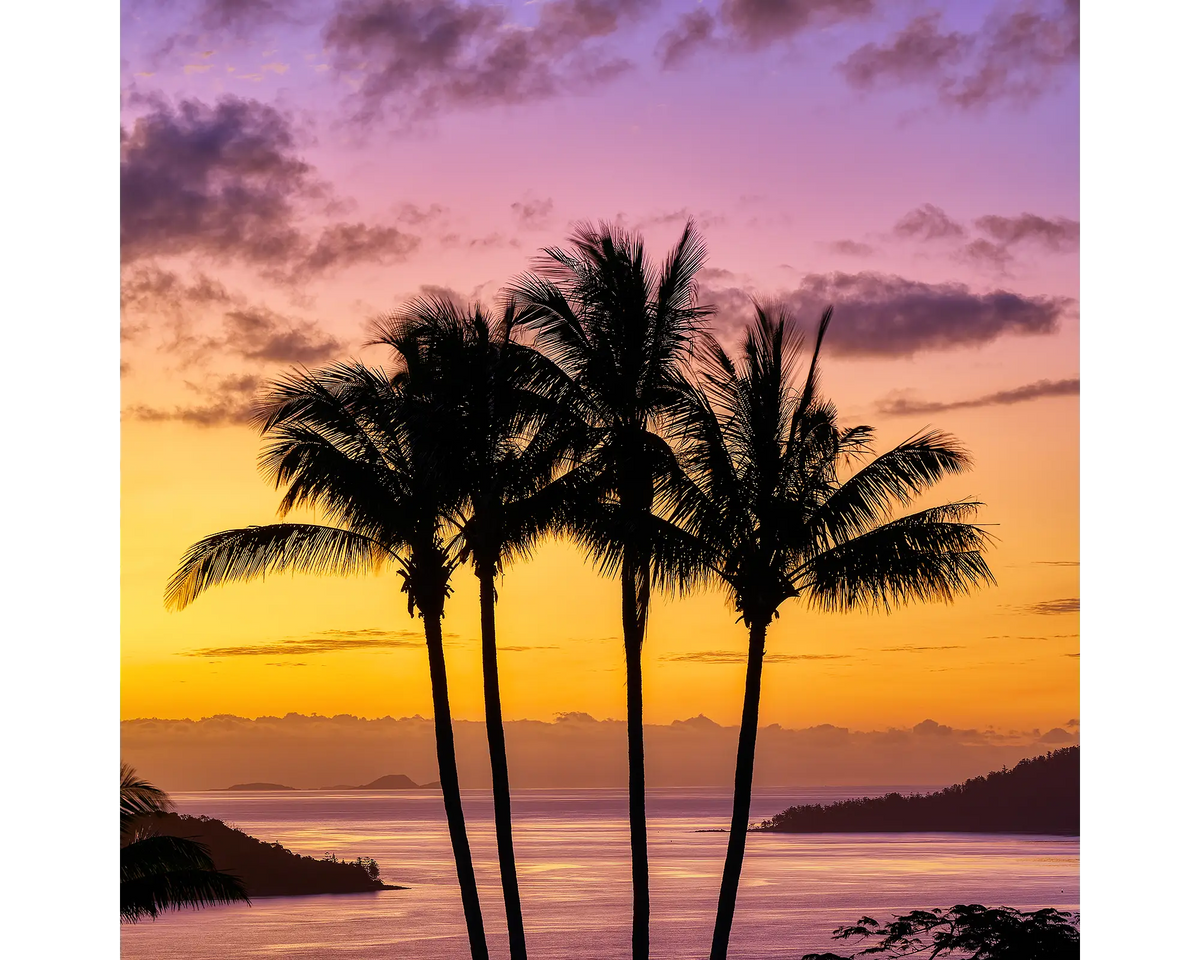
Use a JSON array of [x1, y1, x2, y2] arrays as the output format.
[[165, 361, 491, 958], [120, 764, 249, 923], [507, 219, 711, 960], [671, 305, 995, 960], [800, 904, 1080, 959], [370, 297, 585, 960], [148, 813, 394, 896], [761, 747, 1078, 835]]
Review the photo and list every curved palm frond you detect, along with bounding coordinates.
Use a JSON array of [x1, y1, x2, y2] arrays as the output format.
[[797, 502, 997, 614], [120, 763, 171, 829], [165, 523, 394, 611]]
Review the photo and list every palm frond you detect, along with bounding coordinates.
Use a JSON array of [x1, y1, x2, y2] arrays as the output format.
[[165, 524, 394, 611], [811, 430, 974, 545], [797, 503, 997, 613], [120, 764, 171, 827]]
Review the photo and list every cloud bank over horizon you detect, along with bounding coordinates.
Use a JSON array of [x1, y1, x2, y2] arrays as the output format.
[[121, 711, 1078, 792]]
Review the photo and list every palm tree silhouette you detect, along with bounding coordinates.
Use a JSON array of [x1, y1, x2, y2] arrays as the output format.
[[120, 763, 249, 922], [508, 220, 711, 960], [676, 306, 996, 960], [370, 297, 585, 960], [164, 362, 490, 960]]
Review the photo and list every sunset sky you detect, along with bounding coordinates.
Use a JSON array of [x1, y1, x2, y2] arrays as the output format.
[[119, 0, 1080, 732]]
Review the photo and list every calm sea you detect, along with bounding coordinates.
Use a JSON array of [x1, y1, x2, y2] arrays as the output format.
[[121, 787, 1079, 959]]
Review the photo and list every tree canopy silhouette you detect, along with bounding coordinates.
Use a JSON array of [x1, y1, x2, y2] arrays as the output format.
[[672, 305, 995, 960], [369, 296, 585, 960], [164, 362, 490, 959], [507, 219, 711, 960], [801, 904, 1080, 959]]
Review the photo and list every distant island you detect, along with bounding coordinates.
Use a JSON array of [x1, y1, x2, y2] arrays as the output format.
[[324, 774, 441, 791], [759, 747, 1079, 835], [147, 813, 404, 896], [225, 782, 296, 791]]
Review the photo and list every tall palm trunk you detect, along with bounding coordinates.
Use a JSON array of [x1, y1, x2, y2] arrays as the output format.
[[479, 568, 527, 960], [709, 619, 768, 960], [423, 609, 490, 960], [622, 554, 652, 960]]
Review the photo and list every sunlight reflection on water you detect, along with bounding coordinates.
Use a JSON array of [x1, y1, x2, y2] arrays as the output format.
[[121, 787, 1079, 959]]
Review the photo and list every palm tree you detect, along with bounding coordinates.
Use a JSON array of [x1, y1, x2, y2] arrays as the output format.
[[676, 306, 996, 960], [164, 362, 490, 960], [507, 220, 711, 960], [120, 763, 249, 922], [370, 297, 585, 960]]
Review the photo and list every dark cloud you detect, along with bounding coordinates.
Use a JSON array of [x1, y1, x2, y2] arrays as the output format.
[[656, 0, 877, 67], [975, 213, 1079, 251], [1024, 598, 1080, 615], [393, 202, 449, 225], [121, 95, 420, 279], [511, 197, 555, 229], [840, 12, 968, 88], [295, 222, 420, 277], [192, 0, 306, 32], [1034, 560, 1080, 567], [656, 10, 717, 68], [720, 0, 875, 49], [1064, 652, 1079, 657], [182, 627, 427, 657], [893, 203, 966, 241], [1064, 718, 1079, 728], [121, 265, 235, 315], [710, 271, 1073, 357], [839, 1, 1078, 109], [219, 307, 342, 363], [825, 239, 875, 257], [323, 0, 651, 122], [121, 96, 318, 266], [912, 718, 954, 736], [957, 238, 1014, 272], [126, 373, 262, 427], [876, 377, 1079, 416]]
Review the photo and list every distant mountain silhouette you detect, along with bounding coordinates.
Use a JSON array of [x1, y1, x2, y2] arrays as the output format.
[[760, 747, 1079, 835], [325, 774, 441, 790], [146, 813, 403, 896], [225, 782, 296, 791]]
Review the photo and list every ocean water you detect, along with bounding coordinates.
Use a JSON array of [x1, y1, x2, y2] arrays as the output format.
[[121, 787, 1079, 959]]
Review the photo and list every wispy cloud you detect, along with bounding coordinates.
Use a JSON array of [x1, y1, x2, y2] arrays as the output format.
[[660, 650, 851, 664], [881, 644, 965, 653], [876, 377, 1078, 416], [839, 1, 1078, 110], [1024, 598, 1080, 615], [323, 0, 651, 123], [182, 628, 429, 658]]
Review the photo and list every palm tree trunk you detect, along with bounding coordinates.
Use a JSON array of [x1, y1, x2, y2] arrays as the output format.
[[709, 619, 768, 960], [423, 611, 490, 960], [479, 569, 527, 960], [622, 555, 651, 960]]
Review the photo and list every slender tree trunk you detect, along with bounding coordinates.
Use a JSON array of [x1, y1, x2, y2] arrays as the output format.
[[479, 569, 527, 960], [622, 555, 651, 960], [709, 619, 768, 960], [423, 611, 490, 960]]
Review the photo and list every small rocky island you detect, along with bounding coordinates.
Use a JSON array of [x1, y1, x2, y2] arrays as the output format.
[[759, 746, 1079, 835], [326, 774, 440, 790], [145, 813, 404, 896], [225, 782, 296, 791]]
